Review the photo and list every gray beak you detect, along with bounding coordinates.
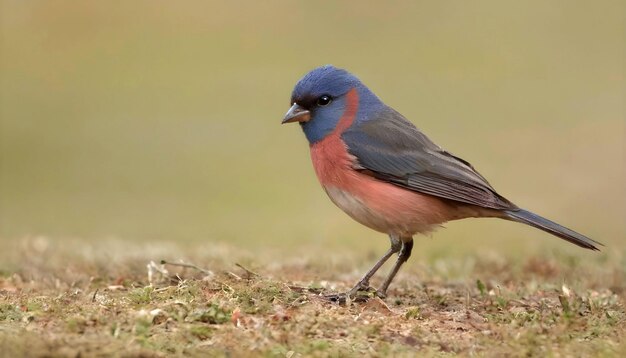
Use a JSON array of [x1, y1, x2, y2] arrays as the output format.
[[282, 103, 311, 124]]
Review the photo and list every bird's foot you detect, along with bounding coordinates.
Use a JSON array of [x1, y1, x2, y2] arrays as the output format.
[[323, 290, 371, 304], [322, 282, 385, 304]]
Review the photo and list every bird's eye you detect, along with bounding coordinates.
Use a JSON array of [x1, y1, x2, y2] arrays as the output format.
[[317, 95, 332, 106]]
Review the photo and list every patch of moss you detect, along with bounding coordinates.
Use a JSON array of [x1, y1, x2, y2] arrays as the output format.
[[189, 325, 214, 340], [0, 303, 22, 321], [128, 286, 153, 306], [187, 303, 231, 324]]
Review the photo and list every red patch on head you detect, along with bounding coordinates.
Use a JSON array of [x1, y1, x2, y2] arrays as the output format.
[[333, 88, 359, 134]]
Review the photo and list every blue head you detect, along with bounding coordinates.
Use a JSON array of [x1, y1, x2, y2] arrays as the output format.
[[282, 65, 384, 143]]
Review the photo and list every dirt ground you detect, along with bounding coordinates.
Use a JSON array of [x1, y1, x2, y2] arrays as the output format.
[[1, 238, 624, 357]]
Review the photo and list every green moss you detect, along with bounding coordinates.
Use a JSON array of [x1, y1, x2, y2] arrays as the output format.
[[187, 303, 231, 324], [189, 325, 214, 340], [0, 303, 22, 321], [128, 286, 153, 306], [405, 306, 421, 320]]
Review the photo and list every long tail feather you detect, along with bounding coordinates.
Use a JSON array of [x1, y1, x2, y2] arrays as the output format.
[[504, 209, 602, 251]]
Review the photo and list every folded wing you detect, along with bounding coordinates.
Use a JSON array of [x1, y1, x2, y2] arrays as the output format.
[[342, 108, 516, 210]]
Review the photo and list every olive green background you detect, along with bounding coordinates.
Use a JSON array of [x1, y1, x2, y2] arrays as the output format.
[[1, 1, 624, 259]]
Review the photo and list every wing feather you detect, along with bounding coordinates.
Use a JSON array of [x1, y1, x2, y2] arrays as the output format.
[[342, 108, 515, 210]]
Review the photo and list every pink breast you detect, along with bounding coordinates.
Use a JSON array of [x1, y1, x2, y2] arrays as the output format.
[[310, 127, 456, 237]]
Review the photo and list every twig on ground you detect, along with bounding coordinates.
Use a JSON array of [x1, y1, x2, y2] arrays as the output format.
[[147, 260, 172, 285], [226, 271, 242, 280], [235, 262, 261, 278], [288, 285, 324, 294], [160, 260, 214, 276]]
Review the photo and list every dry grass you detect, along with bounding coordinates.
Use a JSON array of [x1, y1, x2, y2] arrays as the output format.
[[1, 238, 624, 357]]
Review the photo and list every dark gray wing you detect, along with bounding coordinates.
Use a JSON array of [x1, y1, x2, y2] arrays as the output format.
[[342, 107, 516, 210]]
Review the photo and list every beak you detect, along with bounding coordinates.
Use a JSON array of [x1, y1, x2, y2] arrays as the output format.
[[282, 103, 311, 124]]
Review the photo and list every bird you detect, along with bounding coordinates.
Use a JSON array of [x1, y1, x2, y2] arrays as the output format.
[[282, 65, 601, 302]]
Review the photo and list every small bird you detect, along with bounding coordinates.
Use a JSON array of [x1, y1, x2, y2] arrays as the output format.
[[282, 65, 601, 302]]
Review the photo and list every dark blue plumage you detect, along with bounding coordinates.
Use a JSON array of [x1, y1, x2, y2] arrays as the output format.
[[291, 65, 384, 143]]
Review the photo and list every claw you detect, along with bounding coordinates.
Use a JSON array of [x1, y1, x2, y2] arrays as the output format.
[[322, 284, 379, 305]]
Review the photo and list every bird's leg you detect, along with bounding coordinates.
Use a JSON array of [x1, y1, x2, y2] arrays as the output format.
[[346, 235, 402, 296], [325, 235, 401, 303], [376, 237, 414, 298]]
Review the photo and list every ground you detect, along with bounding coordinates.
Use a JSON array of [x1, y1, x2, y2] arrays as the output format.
[[0, 238, 624, 357]]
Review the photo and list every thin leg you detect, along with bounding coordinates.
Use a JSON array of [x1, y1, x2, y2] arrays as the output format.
[[325, 235, 401, 303], [346, 235, 402, 297], [377, 237, 414, 297]]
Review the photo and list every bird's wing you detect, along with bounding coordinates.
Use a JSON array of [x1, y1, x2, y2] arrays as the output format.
[[341, 108, 516, 210]]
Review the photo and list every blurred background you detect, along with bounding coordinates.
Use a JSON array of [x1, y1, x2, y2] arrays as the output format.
[[1, 1, 624, 262]]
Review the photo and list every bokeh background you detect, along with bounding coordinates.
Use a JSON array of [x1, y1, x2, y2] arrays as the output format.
[[1, 1, 624, 263]]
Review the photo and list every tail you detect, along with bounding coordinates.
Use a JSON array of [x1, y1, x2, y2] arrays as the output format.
[[504, 209, 602, 251]]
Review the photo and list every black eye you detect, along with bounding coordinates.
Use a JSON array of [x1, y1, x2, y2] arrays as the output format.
[[316, 95, 332, 106]]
